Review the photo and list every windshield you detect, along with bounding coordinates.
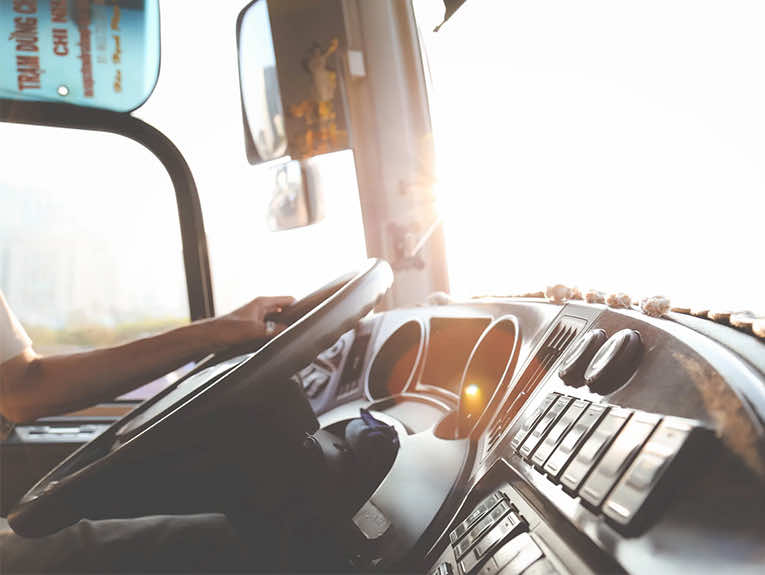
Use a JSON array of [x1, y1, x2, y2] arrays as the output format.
[[135, 0, 367, 315], [415, 0, 763, 313]]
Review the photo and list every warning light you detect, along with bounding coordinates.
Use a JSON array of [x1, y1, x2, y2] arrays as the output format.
[[464, 384, 480, 398]]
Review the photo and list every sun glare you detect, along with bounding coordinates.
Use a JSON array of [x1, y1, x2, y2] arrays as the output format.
[[418, 0, 765, 313]]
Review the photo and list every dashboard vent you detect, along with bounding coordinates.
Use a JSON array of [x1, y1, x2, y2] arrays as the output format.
[[484, 316, 586, 455]]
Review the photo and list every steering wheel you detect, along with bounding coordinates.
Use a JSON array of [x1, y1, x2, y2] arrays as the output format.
[[9, 259, 393, 537]]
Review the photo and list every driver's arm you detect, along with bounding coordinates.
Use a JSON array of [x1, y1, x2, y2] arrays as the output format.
[[0, 295, 294, 424]]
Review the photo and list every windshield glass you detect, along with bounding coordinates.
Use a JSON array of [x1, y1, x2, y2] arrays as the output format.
[[415, 0, 764, 313], [135, 0, 367, 314]]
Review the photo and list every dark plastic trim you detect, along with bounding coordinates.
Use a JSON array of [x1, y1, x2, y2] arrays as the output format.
[[0, 100, 215, 320]]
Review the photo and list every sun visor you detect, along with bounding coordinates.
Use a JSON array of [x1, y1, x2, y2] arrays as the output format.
[[0, 0, 160, 113]]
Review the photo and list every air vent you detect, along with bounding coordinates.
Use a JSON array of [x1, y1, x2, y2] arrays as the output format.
[[484, 316, 586, 455]]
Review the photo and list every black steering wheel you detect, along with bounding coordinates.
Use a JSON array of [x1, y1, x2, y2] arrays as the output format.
[[9, 259, 393, 537]]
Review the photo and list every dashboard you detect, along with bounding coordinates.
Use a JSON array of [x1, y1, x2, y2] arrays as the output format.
[[296, 298, 765, 574]]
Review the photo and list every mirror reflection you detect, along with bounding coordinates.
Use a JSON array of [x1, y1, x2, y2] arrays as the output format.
[[237, 0, 287, 162]]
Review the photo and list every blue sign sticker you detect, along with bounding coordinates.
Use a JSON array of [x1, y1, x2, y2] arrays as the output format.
[[1, 0, 160, 112]]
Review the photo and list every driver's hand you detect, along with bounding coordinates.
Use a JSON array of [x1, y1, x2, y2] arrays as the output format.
[[213, 296, 295, 346]]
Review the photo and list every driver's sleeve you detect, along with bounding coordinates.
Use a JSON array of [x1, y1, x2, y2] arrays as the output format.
[[0, 290, 32, 438]]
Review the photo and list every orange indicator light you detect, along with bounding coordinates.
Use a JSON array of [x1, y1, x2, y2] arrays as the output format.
[[464, 384, 480, 398]]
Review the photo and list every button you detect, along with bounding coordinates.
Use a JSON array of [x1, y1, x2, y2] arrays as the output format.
[[580, 412, 660, 508], [474, 512, 526, 558], [490, 533, 543, 575], [544, 403, 608, 479], [511, 394, 558, 450], [429, 562, 454, 575], [460, 549, 482, 575], [455, 515, 493, 558], [450, 492, 504, 543], [531, 399, 589, 468], [603, 418, 697, 529], [476, 557, 500, 575], [520, 558, 559, 575], [519, 396, 573, 459], [460, 513, 527, 575], [456, 505, 509, 558], [490, 500, 511, 521], [560, 407, 631, 492]]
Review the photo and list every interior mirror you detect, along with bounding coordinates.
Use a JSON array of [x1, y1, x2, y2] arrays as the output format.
[[267, 159, 324, 231], [236, 0, 350, 164], [0, 0, 160, 112]]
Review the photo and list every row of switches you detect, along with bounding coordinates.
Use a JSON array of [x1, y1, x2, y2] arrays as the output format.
[[432, 490, 557, 575], [512, 392, 706, 532]]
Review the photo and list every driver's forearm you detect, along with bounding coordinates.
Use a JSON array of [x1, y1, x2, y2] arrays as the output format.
[[6, 320, 223, 422]]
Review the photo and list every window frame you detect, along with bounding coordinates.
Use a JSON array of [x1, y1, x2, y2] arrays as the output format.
[[0, 99, 215, 415], [0, 99, 215, 322]]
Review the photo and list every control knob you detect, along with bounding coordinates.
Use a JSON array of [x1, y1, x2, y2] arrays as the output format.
[[584, 329, 642, 394], [557, 328, 607, 387]]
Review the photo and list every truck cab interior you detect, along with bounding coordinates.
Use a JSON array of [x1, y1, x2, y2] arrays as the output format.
[[1, 1, 764, 574]]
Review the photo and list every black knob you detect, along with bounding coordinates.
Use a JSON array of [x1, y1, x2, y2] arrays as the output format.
[[558, 329, 607, 387], [584, 329, 642, 394]]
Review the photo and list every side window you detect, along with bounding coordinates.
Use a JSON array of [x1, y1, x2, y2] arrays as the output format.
[[0, 123, 189, 399]]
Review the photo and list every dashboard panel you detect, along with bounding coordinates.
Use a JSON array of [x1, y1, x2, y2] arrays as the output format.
[[299, 298, 765, 575], [3, 297, 762, 573], [418, 316, 491, 396]]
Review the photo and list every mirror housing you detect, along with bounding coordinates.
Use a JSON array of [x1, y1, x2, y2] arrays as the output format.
[[267, 159, 324, 231], [236, 0, 350, 165]]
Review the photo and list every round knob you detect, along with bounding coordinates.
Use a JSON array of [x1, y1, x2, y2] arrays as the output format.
[[584, 329, 642, 394], [558, 329, 607, 387]]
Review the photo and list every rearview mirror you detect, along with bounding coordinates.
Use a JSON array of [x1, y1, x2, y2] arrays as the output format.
[[267, 159, 324, 231], [236, 0, 287, 162], [236, 0, 350, 164], [0, 0, 160, 112]]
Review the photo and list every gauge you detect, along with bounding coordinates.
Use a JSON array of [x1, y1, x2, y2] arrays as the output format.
[[584, 329, 642, 394], [558, 328, 607, 387]]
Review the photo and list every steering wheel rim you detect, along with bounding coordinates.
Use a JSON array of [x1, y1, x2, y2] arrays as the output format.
[[9, 258, 393, 537]]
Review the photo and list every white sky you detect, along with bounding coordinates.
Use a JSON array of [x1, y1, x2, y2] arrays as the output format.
[[2, 0, 764, 330], [416, 0, 764, 313]]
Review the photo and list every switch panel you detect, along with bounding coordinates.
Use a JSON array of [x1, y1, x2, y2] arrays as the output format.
[[454, 500, 512, 559], [459, 512, 527, 574], [603, 417, 703, 531], [519, 396, 573, 459], [450, 492, 505, 544], [429, 562, 454, 575], [544, 403, 608, 479], [560, 407, 632, 493], [531, 399, 590, 469], [511, 394, 558, 451], [579, 412, 660, 508], [475, 533, 543, 575]]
